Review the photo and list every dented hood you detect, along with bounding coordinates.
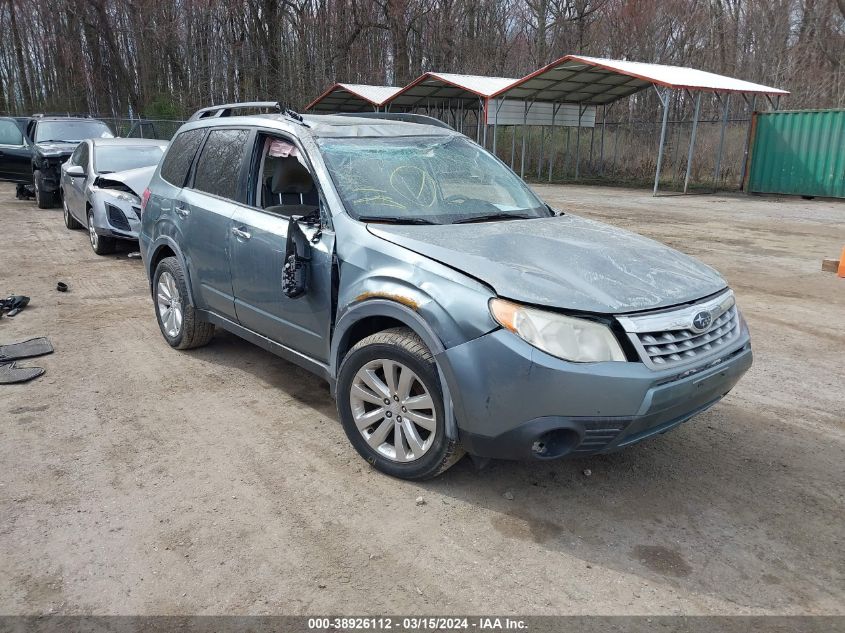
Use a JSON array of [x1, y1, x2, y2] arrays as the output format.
[[368, 215, 727, 314], [94, 165, 156, 197]]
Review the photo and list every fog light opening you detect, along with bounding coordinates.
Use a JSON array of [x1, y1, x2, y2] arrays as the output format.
[[532, 429, 580, 459]]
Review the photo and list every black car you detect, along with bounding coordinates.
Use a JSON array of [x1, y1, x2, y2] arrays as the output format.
[[0, 115, 114, 208]]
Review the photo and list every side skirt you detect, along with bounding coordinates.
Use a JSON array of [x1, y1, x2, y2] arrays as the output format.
[[198, 309, 334, 389]]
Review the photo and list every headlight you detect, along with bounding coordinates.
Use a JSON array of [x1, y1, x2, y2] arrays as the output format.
[[489, 298, 626, 362]]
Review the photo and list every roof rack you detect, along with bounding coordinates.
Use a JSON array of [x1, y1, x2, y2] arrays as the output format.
[[187, 101, 282, 122], [333, 112, 454, 130]]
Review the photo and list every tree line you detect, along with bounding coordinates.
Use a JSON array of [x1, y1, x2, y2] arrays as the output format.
[[1, 0, 843, 120]]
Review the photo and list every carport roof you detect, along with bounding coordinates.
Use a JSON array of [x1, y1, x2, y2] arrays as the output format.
[[492, 55, 789, 104], [388, 72, 517, 108], [305, 83, 402, 112]]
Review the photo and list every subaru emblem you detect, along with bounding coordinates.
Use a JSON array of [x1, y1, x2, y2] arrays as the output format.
[[691, 311, 712, 332]]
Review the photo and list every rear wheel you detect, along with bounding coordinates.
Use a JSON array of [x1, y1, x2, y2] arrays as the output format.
[[337, 327, 464, 480], [63, 195, 82, 229], [33, 170, 54, 209], [152, 256, 215, 350], [88, 209, 115, 255]]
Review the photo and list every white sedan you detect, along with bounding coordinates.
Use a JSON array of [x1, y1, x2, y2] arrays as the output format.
[[61, 138, 167, 255]]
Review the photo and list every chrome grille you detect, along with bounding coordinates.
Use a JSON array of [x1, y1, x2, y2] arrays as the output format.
[[617, 291, 741, 369]]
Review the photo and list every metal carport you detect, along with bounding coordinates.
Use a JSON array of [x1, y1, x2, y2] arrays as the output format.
[[489, 55, 789, 194], [386, 72, 516, 143], [305, 84, 402, 113]]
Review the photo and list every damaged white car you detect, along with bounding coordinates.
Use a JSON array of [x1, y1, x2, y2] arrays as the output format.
[[61, 138, 167, 254]]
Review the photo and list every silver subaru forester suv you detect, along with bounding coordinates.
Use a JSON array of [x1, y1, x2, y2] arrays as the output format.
[[139, 102, 752, 480]]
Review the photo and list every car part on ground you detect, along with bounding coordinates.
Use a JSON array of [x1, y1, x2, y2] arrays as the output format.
[[0, 362, 45, 384], [56, 282, 68, 292], [138, 106, 752, 479], [0, 337, 53, 362], [0, 295, 30, 318]]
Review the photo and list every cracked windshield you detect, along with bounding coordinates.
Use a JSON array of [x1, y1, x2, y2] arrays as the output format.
[[317, 135, 549, 224]]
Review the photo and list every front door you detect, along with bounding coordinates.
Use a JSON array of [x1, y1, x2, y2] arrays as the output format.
[[230, 208, 335, 362], [229, 132, 335, 363]]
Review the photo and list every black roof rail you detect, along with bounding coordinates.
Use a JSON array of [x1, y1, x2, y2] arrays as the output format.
[[332, 112, 454, 131], [187, 101, 282, 122]]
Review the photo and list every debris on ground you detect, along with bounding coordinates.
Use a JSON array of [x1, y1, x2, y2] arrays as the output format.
[[56, 282, 68, 292], [0, 295, 30, 318], [583, 469, 592, 477], [415, 496, 426, 506], [503, 491, 514, 501]]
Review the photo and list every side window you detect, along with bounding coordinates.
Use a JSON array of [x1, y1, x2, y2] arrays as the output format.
[[192, 129, 250, 201], [160, 129, 205, 187], [254, 135, 318, 215], [0, 120, 23, 145]]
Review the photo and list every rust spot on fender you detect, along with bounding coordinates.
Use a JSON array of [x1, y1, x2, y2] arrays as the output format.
[[353, 291, 419, 311]]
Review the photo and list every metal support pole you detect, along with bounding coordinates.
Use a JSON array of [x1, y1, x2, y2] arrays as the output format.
[[492, 99, 503, 156], [481, 98, 487, 149], [713, 93, 730, 189], [653, 88, 670, 196], [520, 101, 529, 179], [683, 92, 702, 194], [575, 105, 584, 180], [739, 95, 757, 190], [599, 104, 607, 175], [537, 125, 545, 180], [549, 103, 559, 182]]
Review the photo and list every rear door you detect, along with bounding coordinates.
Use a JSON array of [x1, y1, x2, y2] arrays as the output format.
[[229, 131, 336, 363], [176, 127, 253, 321], [0, 118, 30, 183]]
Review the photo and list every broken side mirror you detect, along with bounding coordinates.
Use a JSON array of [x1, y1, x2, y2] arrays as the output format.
[[283, 215, 312, 299]]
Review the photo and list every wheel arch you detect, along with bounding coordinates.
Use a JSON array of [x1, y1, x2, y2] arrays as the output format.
[[331, 298, 459, 439], [147, 238, 195, 304]]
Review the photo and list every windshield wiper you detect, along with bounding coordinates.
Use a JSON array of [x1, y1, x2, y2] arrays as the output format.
[[357, 215, 438, 225], [452, 213, 536, 224]]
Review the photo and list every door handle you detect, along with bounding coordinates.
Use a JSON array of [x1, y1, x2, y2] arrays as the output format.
[[231, 227, 251, 240], [174, 203, 190, 218]]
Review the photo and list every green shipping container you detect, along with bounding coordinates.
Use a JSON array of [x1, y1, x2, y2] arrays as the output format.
[[747, 109, 845, 199]]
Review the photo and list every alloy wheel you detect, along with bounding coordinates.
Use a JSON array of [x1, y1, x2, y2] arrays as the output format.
[[349, 359, 437, 462], [156, 271, 183, 338], [88, 214, 98, 249]]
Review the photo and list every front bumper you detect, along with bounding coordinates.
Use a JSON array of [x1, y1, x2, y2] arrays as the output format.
[[92, 197, 141, 241], [438, 326, 752, 460]]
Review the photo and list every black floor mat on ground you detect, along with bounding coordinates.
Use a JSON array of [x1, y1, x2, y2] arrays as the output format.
[[0, 337, 53, 362], [0, 362, 45, 384]]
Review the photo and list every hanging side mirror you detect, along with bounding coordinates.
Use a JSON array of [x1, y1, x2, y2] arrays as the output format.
[[283, 215, 312, 299]]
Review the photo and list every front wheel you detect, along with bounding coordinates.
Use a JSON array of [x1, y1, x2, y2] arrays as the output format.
[[152, 256, 215, 350], [63, 195, 82, 229], [337, 327, 464, 480], [33, 170, 54, 209], [87, 209, 115, 255]]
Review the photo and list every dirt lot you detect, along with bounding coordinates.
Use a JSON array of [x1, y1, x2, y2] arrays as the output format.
[[0, 181, 843, 616]]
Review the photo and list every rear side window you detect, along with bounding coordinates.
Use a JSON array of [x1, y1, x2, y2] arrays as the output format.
[[193, 129, 250, 201], [0, 120, 23, 145], [160, 129, 205, 187]]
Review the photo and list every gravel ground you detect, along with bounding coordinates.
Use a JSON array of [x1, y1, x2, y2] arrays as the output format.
[[0, 182, 843, 615]]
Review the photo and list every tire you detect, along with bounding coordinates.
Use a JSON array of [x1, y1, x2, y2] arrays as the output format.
[[152, 256, 215, 350], [63, 194, 82, 230], [87, 209, 115, 255], [33, 170, 54, 209], [337, 327, 464, 480]]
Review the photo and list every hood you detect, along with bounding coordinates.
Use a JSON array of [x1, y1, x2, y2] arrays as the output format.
[[35, 141, 78, 156], [93, 165, 156, 197], [367, 214, 726, 314]]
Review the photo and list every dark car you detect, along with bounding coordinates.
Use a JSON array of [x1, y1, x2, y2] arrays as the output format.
[[0, 115, 114, 208]]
